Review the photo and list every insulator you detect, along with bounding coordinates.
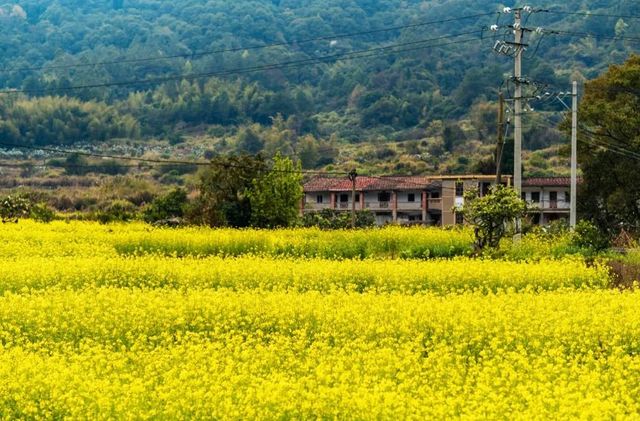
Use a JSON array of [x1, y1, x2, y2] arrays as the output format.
[[503, 7, 512, 13]]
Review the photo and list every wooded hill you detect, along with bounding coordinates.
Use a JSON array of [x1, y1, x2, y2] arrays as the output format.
[[0, 0, 637, 174]]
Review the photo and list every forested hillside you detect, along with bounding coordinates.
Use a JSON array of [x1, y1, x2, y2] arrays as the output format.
[[0, 0, 638, 174]]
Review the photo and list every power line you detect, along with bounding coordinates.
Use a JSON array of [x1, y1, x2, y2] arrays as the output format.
[[542, 10, 640, 20], [2, 13, 496, 74], [544, 29, 640, 43], [0, 142, 348, 176], [0, 32, 484, 95]]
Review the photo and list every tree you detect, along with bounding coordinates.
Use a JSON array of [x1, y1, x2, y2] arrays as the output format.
[[63, 153, 90, 176], [248, 154, 303, 228], [572, 55, 640, 236], [192, 155, 266, 227], [237, 126, 264, 154], [143, 188, 188, 224], [0, 195, 31, 223], [458, 185, 528, 251]]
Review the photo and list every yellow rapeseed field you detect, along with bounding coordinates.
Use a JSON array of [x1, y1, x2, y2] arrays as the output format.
[[0, 221, 636, 419]]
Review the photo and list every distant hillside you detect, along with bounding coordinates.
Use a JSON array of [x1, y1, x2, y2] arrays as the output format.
[[0, 0, 637, 174]]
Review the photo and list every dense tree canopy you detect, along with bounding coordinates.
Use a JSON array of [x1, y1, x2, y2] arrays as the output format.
[[0, 0, 636, 178], [575, 54, 640, 236]]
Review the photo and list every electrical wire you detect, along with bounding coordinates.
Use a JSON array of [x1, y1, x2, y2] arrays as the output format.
[[0, 141, 348, 176], [2, 12, 497, 74], [543, 29, 640, 43], [542, 10, 640, 20], [0, 32, 484, 95]]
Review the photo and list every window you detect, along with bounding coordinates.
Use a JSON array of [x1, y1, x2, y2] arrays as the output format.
[[481, 182, 491, 196], [455, 212, 464, 225], [355, 193, 360, 203], [431, 191, 440, 199], [521, 192, 526, 201], [378, 192, 391, 202], [565, 192, 570, 204], [408, 193, 415, 202], [340, 194, 349, 202], [455, 182, 464, 197], [316, 195, 323, 204], [531, 192, 540, 203]]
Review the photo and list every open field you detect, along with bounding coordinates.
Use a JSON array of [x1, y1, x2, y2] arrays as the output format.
[[1, 221, 638, 418]]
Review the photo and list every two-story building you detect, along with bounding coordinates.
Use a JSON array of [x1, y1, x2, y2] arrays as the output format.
[[303, 175, 509, 226], [522, 177, 576, 225]]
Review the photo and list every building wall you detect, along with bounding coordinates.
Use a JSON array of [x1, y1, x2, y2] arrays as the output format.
[[304, 176, 513, 227]]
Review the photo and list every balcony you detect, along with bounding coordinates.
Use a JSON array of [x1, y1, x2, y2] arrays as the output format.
[[528, 200, 570, 211], [397, 201, 423, 211], [365, 201, 391, 210], [428, 198, 442, 211], [339, 202, 349, 209]]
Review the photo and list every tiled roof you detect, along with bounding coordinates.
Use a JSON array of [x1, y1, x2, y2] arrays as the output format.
[[305, 174, 579, 191], [304, 176, 438, 192], [523, 177, 581, 187]]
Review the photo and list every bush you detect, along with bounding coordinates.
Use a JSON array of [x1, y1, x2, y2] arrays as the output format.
[[302, 209, 376, 229], [143, 188, 189, 224], [572, 220, 610, 251], [0, 195, 31, 223], [30, 202, 56, 223], [96, 200, 138, 224]]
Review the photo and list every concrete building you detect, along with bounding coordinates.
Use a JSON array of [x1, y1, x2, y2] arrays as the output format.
[[522, 177, 575, 225], [303, 175, 509, 226]]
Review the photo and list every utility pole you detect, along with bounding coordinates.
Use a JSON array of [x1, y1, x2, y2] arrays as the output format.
[[570, 80, 578, 229], [495, 91, 505, 185], [513, 9, 523, 197], [348, 169, 357, 228]]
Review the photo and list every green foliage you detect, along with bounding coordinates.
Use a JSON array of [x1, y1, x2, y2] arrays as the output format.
[[191, 155, 267, 227], [248, 154, 303, 228], [0, 0, 632, 150], [96, 199, 137, 224], [572, 220, 610, 251], [0, 96, 139, 146], [572, 55, 640, 237], [302, 209, 376, 229], [459, 185, 528, 251], [0, 195, 31, 223], [143, 188, 188, 224], [29, 202, 56, 223]]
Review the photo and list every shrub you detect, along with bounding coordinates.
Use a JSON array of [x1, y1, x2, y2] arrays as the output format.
[[96, 200, 138, 224], [302, 209, 376, 229], [143, 188, 189, 224], [30, 202, 56, 223], [0, 195, 31, 223], [572, 220, 610, 251]]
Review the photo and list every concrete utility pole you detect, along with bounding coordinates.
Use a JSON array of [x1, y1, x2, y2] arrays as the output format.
[[513, 9, 523, 197], [348, 169, 357, 228], [495, 91, 505, 185], [570, 81, 578, 229]]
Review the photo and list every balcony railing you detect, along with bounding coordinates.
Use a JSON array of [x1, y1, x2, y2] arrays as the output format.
[[428, 198, 442, 210], [528, 200, 569, 210], [339, 202, 349, 209]]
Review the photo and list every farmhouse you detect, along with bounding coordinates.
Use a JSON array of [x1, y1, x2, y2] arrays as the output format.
[[303, 175, 573, 226]]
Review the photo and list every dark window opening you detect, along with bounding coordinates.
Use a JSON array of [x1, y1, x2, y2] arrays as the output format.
[[340, 194, 349, 202], [521, 192, 526, 201], [316, 195, 323, 204], [565, 192, 570, 203], [455, 212, 464, 225], [481, 182, 491, 196], [378, 192, 391, 202], [408, 193, 415, 202], [455, 182, 464, 197], [355, 193, 360, 202], [431, 192, 440, 199], [531, 192, 540, 203]]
